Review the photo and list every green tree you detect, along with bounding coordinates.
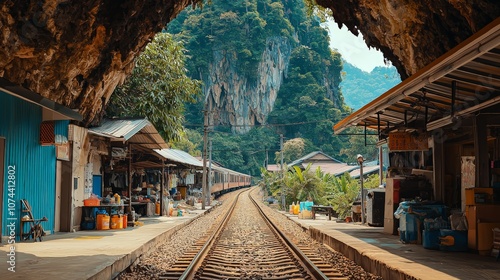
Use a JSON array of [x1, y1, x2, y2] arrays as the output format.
[[259, 167, 283, 198], [169, 129, 202, 156], [275, 137, 305, 164], [325, 173, 359, 219], [338, 127, 378, 163], [106, 33, 202, 141]]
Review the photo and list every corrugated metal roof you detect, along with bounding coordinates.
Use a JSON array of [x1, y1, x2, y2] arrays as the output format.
[[154, 149, 249, 176], [0, 77, 82, 121], [334, 18, 500, 135], [306, 162, 358, 176], [89, 118, 168, 150], [154, 149, 204, 168]]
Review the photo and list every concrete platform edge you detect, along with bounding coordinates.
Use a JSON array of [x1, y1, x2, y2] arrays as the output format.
[[285, 215, 412, 280], [308, 227, 409, 280]]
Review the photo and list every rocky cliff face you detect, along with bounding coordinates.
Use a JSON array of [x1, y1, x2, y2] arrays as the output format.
[[205, 37, 291, 133], [0, 0, 498, 123]]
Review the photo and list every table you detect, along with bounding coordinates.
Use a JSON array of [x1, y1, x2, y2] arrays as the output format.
[[311, 206, 335, 220]]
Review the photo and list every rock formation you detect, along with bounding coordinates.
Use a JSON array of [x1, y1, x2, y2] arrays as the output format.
[[0, 0, 498, 123], [205, 37, 291, 133]]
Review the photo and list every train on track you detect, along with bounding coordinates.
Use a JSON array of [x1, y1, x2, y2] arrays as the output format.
[[210, 165, 252, 196]]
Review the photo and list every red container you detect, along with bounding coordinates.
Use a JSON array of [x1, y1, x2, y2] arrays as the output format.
[[122, 215, 128, 229]]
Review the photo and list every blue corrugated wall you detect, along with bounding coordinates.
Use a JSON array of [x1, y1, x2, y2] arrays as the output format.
[[0, 92, 57, 238], [55, 120, 69, 138]]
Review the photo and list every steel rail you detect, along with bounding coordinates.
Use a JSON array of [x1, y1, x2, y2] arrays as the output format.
[[248, 189, 330, 280]]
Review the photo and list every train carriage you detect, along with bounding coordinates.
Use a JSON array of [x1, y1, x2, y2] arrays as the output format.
[[210, 165, 251, 196]]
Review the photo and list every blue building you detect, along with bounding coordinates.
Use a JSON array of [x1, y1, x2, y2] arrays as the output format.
[[0, 78, 81, 242]]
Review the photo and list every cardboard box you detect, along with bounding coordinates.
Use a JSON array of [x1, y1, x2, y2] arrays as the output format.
[[468, 229, 476, 249], [465, 188, 493, 205], [466, 205, 500, 250], [477, 223, 500, 251]]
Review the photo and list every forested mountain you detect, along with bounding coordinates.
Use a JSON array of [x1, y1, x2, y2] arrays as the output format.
[[167, 0, 381, 176], [341, 61, 401, 110]]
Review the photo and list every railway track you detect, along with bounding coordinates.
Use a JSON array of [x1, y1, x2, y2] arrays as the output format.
[[158, 188, 347, 280]]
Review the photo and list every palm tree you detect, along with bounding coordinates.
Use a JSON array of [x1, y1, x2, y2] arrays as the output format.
[[327, 173, 359, 219], [285, 164, 325, 204]]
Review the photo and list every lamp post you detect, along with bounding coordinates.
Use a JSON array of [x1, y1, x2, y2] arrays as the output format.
[[357, 154, 365, 225]]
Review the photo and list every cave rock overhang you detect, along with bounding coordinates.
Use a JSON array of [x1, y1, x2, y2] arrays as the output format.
[[0, 77, 83, 121], [333, 18, 500, 136]]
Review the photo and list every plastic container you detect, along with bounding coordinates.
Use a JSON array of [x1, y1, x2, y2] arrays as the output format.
[[156, 202, 160, 215], [422, 230, 440, 249], [122, 214, 128, 229], [84, 198, 100, 206], [96, 214, 110, 230], [304, 201, 314, 211], [114, 193, 121, 205], [439, 229, 468, 251], [399, 213, 418, 243], [111, 215, 122, 229], [293, 204, 300, 215], [299, 201, 305, 212]]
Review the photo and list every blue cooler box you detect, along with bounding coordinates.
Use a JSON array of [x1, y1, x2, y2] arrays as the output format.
[[439, 229, 468, 252], [422, 230, 440, 249]]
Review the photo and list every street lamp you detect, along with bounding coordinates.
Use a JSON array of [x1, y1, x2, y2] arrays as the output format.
[[357, 154, 365, 225]]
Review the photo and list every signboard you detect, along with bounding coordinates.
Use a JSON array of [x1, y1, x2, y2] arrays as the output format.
[[388, 132, 428, 151]]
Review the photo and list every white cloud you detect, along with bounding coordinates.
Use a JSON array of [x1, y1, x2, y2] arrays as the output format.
[[322, 20, 387, 73]]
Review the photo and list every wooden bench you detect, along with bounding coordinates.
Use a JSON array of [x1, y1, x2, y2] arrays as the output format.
[[311, 206, 335, 220]]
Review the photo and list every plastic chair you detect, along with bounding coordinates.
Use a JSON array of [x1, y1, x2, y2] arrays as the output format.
[[20, 199, 48, 242]]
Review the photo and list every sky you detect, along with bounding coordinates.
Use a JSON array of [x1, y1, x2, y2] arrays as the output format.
[[322, 20, 387, 73]]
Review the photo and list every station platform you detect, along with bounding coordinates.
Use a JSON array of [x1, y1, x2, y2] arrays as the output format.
[[0, 208, 209, 280], [285, 211, 500, 280]]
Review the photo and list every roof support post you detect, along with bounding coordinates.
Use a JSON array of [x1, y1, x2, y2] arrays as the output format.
[[128, 144, 133, 216], [364, 123, 367, 146], [451, 80, 457, 116], [377, 113, 381, 141], [160, 160, 164, 216]]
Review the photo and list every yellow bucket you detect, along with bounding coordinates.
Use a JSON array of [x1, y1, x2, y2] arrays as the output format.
[[111, 215, 122, 229], [96, 214, 110, 230]]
